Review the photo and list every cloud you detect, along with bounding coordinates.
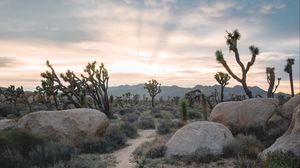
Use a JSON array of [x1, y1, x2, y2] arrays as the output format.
[[0, 57, 22, 68], [260, 3, 285, 14]]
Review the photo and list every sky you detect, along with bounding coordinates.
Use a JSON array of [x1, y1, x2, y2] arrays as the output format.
[[0, 0, 299, 93]]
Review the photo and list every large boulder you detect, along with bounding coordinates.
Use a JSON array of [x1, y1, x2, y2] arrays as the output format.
[[0, 119, 17, 130], [166, 121, 233, 157], [281, 94, 300, 120], [210, 98, 278, 131], [17, 108, 109, 143], [260, 105, 300, 159]]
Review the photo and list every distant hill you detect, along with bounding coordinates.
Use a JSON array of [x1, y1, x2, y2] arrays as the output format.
[[108, 84, 289, 99]]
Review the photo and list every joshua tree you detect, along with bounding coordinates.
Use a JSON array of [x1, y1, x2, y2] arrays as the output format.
[[215, 29, 259, 98], [201, 94, 208, 121], [266, 67, 281, 98], [184, 89, 202, 107], [36, 77, 59, 109], [214, 72, 231, 102], [144, 79, 161, 107], [4, 85, 24, 109], [284, 58, 295, 97], [39, 61, 111, 118]]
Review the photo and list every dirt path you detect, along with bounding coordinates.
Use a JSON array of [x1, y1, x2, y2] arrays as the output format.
[[113, 129, 156, 168]]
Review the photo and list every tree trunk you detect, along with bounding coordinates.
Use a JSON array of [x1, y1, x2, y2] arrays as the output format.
[[289, 72, 294, 97], [53, 95, 59, 110], [151, 96, 155, 107], [220, 85, 224, 102], [267, 82, 275, 98], [242, 82, 253, 98]]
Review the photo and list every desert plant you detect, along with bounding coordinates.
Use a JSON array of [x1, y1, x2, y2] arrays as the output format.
[[3, 85, 24, 109], [201, 94, 208, 120], [79, 124, 127, 153], [39, 61, 112, 118], [138, 116, 155, 129], [223, 134, 264, 159], [120, 121, 138, 138], [144, 79, 161, 107], [215, 29, 259, 98], [264, 151, 300, 168], [284, 58, 295, 97], [156, 119, 172, 135], [180, 99, 188, 123], [133, 138, 167, 159], [266, 67, 281, 98], [214, 72, 231, 102], [184, 89, 201, 107]]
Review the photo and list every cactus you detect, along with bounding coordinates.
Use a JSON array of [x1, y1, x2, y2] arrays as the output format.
[[214, 72, 230, 102], [180, 98, 188, 123], [284, 58, 295, 97], [215, 30, 259, 98], [144, 79, 161, 107]]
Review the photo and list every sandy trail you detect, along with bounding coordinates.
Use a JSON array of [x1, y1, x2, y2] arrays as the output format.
[[113, 129, 156, 168]]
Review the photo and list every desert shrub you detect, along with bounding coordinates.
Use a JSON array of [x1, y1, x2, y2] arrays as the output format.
[[0, 129, 75, 168], [264, 151, 300, 168], [133, 138, 167, 159], [49, 157, 107, 168], [122, 112, 139, 123], [0, 104, 13, 117], [138, 116, 155, 129], [79, 124, 127, 154], [156, 119, 172, 135], [223, 134, 264, 159], [120, 121, 138, 138], [179, 147, 219, 163], [28, 141, 75, 167], [236, 154, 261, 168], [188, 108, 202, 119], [151, 107, 161, 118]]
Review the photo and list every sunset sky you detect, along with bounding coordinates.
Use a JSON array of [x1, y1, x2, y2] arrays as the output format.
[[0, 0, 299, 93]]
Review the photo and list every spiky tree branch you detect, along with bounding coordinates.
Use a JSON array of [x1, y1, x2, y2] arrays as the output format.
[[216, 29, 259, 98]]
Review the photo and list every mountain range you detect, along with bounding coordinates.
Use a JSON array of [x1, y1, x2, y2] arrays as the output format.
[[108, 84, 288, 99]]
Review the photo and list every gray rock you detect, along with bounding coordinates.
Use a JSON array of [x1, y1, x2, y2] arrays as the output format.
[[281, 94, 300, 120], [260, 104, 300, 159], [17, 108, 109, 144], [0, 119, 17, 130], [166, 121, 233, 157], [210, 98, 279, 130]]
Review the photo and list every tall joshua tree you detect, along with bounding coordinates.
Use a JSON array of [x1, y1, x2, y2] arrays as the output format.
[[144, 79, 161, 107], [215, 29, 259, 98], [214, 72, 230, 102], [266, 67, 281, 98], [284, 58, 295, 97]]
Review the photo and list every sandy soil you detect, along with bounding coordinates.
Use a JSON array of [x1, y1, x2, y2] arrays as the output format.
[[113, 129, 156, 168]]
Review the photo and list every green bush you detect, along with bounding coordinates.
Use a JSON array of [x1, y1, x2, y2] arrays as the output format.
[[133, 138, 167, 159], [120, 121, 138, 138], [176, 147, 219, 164], [223, 134, 264, 159], [0, 129, 75, 168], [79, 124, 127, 153], [156, 119, 172, 135], [49, 157, 107, 168], [138, 116, 155, 129], [264, 151, 300, 168]]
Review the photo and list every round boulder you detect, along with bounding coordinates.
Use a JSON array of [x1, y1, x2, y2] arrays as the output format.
[[17, 108, 109, 143], [281, 94, 300, 120], [260, 104, 300, 159], [0, 119, 17, 130], [166, 121, 233, 157], [210, 98, 278, 130]]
